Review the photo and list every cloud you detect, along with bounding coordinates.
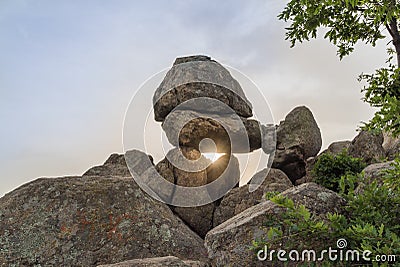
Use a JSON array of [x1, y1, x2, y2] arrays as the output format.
[[0, 0, 389, 196]]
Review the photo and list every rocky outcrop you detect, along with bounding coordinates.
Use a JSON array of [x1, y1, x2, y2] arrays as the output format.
[[348, 130, 385, 164], [83, 151, 154, 177], [3, 53, 397, 267], [0, 176, 207, 266], [173, 203, 215, 239], [150, 55, 273, 237], [83, 154, 130, 177], [272, 106, 322, 182], [205, 183, 345, 267], [97, 256, 209, 267], [212, 168, 292, 227]]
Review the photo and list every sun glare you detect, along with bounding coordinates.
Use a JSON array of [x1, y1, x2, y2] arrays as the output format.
[[203, 153, 225, 163]]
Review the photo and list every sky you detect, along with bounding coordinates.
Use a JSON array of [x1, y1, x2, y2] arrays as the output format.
[[0, 0, 388, 197]]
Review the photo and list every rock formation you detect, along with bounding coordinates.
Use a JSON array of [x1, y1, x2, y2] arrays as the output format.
[[2, 54, 391, 267], [272, 106, 322, 182], [155, 55, 267, 154], [348, 130, 385, 164], [150, 55, 275, 237], [153, 55, 253, 122]]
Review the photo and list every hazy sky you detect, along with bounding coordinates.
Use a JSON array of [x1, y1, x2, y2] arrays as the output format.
[[0, 0, 388, 196]]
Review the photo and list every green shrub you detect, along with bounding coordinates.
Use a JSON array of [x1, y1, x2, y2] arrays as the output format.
[[252, 158, 400, 266], [312, 150, 366, 192]]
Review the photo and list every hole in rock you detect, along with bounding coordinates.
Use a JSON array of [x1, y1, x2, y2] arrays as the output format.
[[199, 138, 225, 163]]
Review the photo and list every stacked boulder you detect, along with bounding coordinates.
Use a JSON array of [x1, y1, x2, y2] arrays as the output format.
[[154, 55, 266, 153], [272, 106, 322, 183], [151, 55, 270, 237]]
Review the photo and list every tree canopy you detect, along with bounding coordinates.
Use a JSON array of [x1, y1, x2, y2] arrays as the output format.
[[279, 0, 400, 136]]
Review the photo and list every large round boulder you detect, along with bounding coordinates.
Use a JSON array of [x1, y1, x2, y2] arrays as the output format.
[[348, 130, 385, 164], [272, 106, 322, 182], [162, 109, 262, 153], [153, 55, 252, 122]]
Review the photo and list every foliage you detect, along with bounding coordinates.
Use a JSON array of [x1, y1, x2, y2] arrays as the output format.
[[359, 50, 400, 136], [278, 0, 392, 59], [251, 159, 400, 266], [278, 0, 400, 136], [312, 150, 366, 192]]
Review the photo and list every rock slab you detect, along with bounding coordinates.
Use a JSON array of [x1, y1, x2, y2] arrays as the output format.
[[212, 168, 292, 227], [205, 183, 345, 267], [0, 176, 207, 266]]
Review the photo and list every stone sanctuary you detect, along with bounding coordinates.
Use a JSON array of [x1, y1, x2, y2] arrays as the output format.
[[0, 55, 398, 266]]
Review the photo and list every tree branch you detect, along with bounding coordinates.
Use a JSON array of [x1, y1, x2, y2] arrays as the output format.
[[386, 23, 395, 38]]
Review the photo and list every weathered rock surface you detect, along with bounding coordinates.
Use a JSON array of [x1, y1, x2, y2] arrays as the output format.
[[272, 146, 306, 183], [261, 124, 277, 154], [156, 147, 240, 237], [168, 147, 209, 187], [205, 183, 345, 267], [162, 109, 262, 153], [275, 106, 322, 158], [348, 130, 385, 164], [154, 158, 175, 184], [83, 154, 129, 177], [83, 150, 154, 177], [155, 147, 213, 237], [272, 106, 322, 182], [206, 155, 239, 184], [153, 55, 252, 121], [173, 204, 215, 239], [325, 140, 352, 155], [213, 168, 292, 227], [252, 168, 293, 194], [383, 132, 400, 160], [0, 176, 207, 266], [363, 161, 394, 182], [355, 161, 395, 195], [205, 154, 240, 199], [97, 256, 209, 267]]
